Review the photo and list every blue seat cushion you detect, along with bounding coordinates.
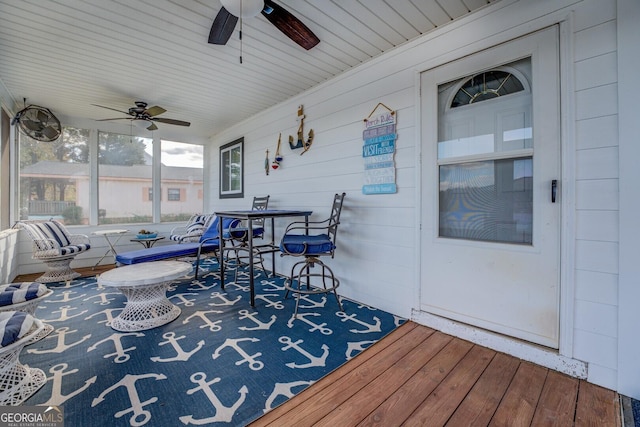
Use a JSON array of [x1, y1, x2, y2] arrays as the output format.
[[227, 227, 264, 240], [0, 311, 34, 347], [280, 234, 335, 256], [59, 244, 90, 255], [115, 241, 219, 265], [0, 282, 48, 306]]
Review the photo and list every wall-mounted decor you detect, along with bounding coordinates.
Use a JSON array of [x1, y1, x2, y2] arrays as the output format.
[[288, 105, 313, 155], [362, 103, 397, 195], [272, 134, 283, 170], [220, 137, 244, 199], [265, 149, 270, 175]]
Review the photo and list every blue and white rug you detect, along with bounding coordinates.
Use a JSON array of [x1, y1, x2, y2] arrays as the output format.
[[20, 259, 404, 426]]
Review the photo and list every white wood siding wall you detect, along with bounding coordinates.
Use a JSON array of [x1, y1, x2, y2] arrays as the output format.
[[572, 0, 620, 390], [208, 0, 629, 394]]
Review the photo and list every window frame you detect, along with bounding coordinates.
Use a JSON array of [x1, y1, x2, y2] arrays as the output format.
[[219, 138, 244, 199], [167, 188, 181, 202]]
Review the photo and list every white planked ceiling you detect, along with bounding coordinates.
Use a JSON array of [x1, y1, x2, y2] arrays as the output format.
[[0, 0, 495, 141]]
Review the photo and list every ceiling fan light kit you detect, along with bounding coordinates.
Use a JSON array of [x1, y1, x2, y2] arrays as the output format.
[[220, 0, 263, 18], [133, 119, 152, 131]]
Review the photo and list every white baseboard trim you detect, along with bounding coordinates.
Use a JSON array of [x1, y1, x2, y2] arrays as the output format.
[[411, 309, 587, 379]]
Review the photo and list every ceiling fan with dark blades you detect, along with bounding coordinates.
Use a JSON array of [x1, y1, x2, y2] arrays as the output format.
[[209, 0, 320, 50], [93, 101, 190, 131]]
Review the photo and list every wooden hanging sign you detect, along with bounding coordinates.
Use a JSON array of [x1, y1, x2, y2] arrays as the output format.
[[362, 103, 397, 195]]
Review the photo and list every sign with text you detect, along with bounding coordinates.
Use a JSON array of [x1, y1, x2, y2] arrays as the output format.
[[362, 110, 397, 194], [0, 406, 64, 427]]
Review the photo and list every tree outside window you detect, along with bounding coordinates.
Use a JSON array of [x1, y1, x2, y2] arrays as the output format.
[[18, 127, 90, 224]]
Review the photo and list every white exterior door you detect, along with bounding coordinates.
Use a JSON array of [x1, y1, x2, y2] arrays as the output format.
[[420, 27, 561, 348]]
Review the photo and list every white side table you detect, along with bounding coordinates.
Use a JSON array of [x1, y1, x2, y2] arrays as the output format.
[[97, 261, 192, 331], [92, 229, 128, 268]]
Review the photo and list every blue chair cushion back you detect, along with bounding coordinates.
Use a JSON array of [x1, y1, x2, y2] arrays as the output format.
[[0, 311, 34, 347], [280, 234, 335, 256], [200, 217, 239, 242]]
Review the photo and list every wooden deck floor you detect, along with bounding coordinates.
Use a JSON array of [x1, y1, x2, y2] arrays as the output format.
[[250, 321, 621, 427]]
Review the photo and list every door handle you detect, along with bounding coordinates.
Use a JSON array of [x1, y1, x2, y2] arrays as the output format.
[[551, 179, 557, 203]]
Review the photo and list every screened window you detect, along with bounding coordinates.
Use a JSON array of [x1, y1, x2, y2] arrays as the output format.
[[160, 140, 203, 222], [98, 132, 152, 225], [18, 127, 90, 225]]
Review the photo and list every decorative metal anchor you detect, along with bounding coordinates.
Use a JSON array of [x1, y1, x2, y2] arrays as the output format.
[[288, 105, 314, 155]]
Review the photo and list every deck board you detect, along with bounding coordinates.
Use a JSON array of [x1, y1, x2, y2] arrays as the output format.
[[445, 352, 520, 426]]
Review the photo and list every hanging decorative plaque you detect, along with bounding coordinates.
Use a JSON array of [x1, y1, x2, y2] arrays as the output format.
[[362, 103, 397, 194]]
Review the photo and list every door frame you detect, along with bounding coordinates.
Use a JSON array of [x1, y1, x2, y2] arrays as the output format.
[[413, 18, 578, 365]]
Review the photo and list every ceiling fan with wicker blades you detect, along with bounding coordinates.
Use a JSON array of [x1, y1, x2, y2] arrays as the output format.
[[209, 0, 319, 50], [11, 104, 62, 142], [92, 101, 191, 131]]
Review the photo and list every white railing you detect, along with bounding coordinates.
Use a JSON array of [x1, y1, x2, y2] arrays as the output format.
[[0, 229, 19, 283]]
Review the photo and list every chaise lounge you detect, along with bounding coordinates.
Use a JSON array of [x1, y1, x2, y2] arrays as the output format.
[[115, 216, 239, 278]]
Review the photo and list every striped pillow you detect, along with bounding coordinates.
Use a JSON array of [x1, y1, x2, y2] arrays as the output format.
[[0, 282, 48, 307], [28, 221, 72, 251], [0, 311, 34, 347]]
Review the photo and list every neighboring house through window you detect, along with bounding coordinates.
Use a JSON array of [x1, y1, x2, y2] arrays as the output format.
[[17, 128, 204, 225], [168, 188, 181, 201]]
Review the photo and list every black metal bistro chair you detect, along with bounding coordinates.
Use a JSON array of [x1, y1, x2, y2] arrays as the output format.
[[226, 195, 270, 280], [279, 193, 346, 317]]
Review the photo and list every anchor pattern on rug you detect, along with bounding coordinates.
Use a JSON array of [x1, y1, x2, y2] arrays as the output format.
[[20, 264, 404, 426], [92, 373, 167, 427], [180, 372, 248, 425]]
